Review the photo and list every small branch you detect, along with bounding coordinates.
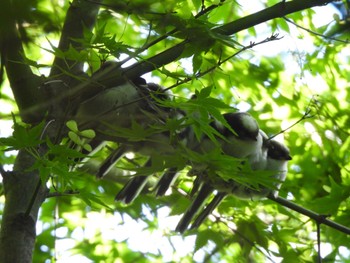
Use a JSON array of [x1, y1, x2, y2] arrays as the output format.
[[284, 17, 350, 44], [47, 190, 80, 198], [23, 0, 337, 116], [269, 95, 318, 140], [267, 193, 350, 235], [269, 109, 312, 140], [216, 0, 336, 35], [49, 0, 102, 79], [24, 179, 43, 217], [165, 34, 283, 92], [317, 221, 322, 263]]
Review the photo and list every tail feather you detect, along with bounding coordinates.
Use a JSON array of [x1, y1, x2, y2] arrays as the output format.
[[190, 192, 226, 230], [154, 167, 179, 196], [115, 176, 150, 204], [97, 145, 127, 178], [175, 183, 214, 233]]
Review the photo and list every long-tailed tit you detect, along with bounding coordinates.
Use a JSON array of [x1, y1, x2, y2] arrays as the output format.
[[175, 112, 262, 233], [109, 84, 188, 203], [155, 112, 262, 197], [189, 136, 291, 231]]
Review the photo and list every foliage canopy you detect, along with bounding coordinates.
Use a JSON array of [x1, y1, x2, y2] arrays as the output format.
[[1, 0, 350, 262]]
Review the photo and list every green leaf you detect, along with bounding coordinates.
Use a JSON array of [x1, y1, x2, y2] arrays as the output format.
[[78, 190, 113, 211], [79, 129, 96, 139], [66, 120, 79, 132], [192, 52, 203, 74], [195, 229, 224, 252], [0, 117, 45, 150], [47, 140, 85, 159], [68, 131, 82, 145], [82, 143, 92, 152], [197, 86, 212, 99]]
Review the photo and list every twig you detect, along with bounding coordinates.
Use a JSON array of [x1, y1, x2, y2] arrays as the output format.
[[47, 190, 80, 198], [165, 34, 283, 92], [317, 220, 322, 263], [284, 17, 350, 44], [269, 95, 319, 140], [268, 107, 312, 140], [96, 0, 224, 70], [267, 193, 350, 235], [24, 178, 43, 216]]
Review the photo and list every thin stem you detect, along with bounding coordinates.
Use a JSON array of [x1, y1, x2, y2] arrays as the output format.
[[268, 193, 350, 235], [24, 178, 43, 217], [317, 221, 322, 263], [284, 17, 350, 44], [164, 34, 283, 92]]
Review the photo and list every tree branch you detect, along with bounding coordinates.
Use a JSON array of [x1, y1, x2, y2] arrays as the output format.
[[24, 0, 337, 123], [284, 17, 350, 44], [82, 0, 336, 97], [216, 0, 334, 35], [46, 0, 102, 143], [49, 0, 102, 81], [120, 0, 336, 81], [0, 1, 45, 123], [267, 193, 350, 235]]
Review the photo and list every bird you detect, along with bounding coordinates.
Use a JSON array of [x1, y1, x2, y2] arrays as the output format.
[[175, 112, 263, 233], [154, 112, 263, 197], [175, 183, 214, 233], [153, 167, 180, 197], [96, 145, 128, 178], [265, 139, 292, 197], [114, 124, 190, 203], [189, 137, 292, 231], [193, 112, 262, 158], [75, 78, 177, 173], [115, 159, 153, 204], [109, 83, 189, 203], [75, 80, 141, 139], [74, 77, 188, 203], [71, 79, 141, 171]]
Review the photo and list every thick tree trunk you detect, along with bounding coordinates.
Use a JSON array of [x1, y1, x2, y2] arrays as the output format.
[[0, 151, 48, 263], [0, 1, 101, 261]]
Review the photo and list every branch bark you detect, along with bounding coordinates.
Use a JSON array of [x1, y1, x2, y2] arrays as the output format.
[[46, 0, 102, 136], [0, 1, 101, 262], [0, 151, 48, 263], [49, 0, 102, 82], [120, 0, 336, 82], [63, 0, 338, 102], [0, 0, 45, 123], [268, 194, 350, 235], [22, 0, 336, 116]]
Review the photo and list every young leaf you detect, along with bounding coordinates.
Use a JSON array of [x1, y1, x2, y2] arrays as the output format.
[[68, 131, 82, 145], [66, 120, 79, 133], [79, 129, 96, 139]]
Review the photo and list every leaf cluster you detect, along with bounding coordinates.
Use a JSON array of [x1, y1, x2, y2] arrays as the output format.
[[1, 0, 350, 262]]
